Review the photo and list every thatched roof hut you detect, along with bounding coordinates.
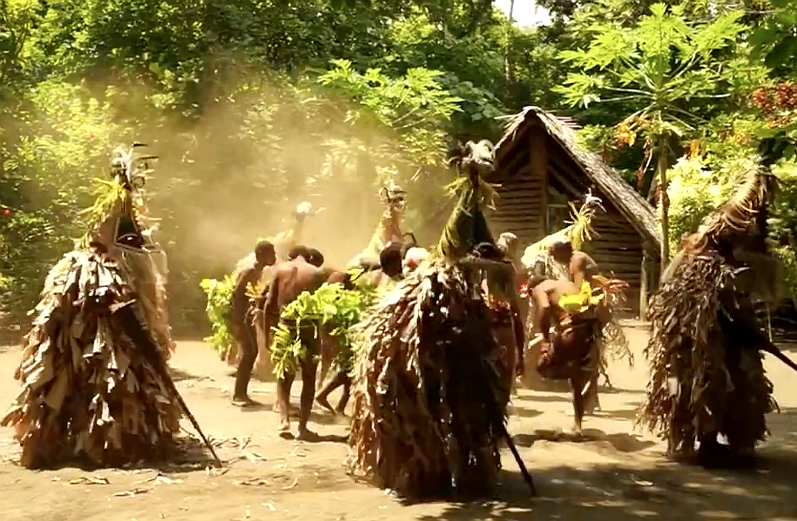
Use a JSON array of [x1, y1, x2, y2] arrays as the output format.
[[491, 106, 662, 316]]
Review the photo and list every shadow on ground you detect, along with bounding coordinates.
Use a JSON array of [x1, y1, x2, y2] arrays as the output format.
[[512, 429, 655, 454], [2, 436, 217, 474], [170, 367, 202, 382], [416, 408, 797, 521], [415, 452, 797, 520]]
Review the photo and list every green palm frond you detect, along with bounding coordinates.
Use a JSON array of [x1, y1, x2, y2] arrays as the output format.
[[521, 198, 602, 268]]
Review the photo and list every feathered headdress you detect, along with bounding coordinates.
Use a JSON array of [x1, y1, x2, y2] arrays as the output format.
[[83, 143, 160, 255], [83, 143, 173, 351]]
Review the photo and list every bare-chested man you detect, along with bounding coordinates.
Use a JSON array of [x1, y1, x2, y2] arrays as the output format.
[[549, 240, 599, 289], [232, 240, 277, 406], [529, 275, 602, 434], [497, 232, 529, 337], [262, 245, 349, 440]]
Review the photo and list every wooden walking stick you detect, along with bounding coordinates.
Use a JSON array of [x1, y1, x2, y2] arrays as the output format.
[[761, 340, 797, 375], [476, 355, 537, 496], [117, 305, 224, 468], [158, 368, 224, 468]]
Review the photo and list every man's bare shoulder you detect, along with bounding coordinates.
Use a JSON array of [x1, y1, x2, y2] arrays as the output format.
[[573, 251, 597, 266], [235, 265, 259, 286], [271, 260, 302, 274], [324, 268, 348, 284]]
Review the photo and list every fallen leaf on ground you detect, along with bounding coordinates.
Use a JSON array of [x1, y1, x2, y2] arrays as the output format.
[[234, 477, 270, 486], [630, 475, 654, 487], [114, 487, 152, 497], [282, 478, 298, 490], [70, 476, 110, 485], [140, 473, 183, 485], [240, 450, 266, 462], [262, 503, 276, 512], [206, 466, 230, 477]]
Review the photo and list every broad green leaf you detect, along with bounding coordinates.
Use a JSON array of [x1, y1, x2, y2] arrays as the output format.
[[765, 36, 797, 70]]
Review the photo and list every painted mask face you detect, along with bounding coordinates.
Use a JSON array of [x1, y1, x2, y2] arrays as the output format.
[[461, 140, 495, 177], [90, 144, 161, 258]]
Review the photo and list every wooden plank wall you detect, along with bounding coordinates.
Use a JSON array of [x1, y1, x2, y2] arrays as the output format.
[[490, 174, 645, 316], [489, 164, 545, 246], [492, 126, 646, 316], [587, 202, 644, 316]]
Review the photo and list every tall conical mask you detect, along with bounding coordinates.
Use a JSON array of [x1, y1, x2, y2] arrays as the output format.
[[437, 139, 497, 261], [86, 143, 173, 352]]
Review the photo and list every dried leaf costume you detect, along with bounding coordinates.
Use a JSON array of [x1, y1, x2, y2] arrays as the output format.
[[318, 186, 408, 386], [2, 145, 182, 469], [640, 154, 781, 460], [346, 140, 522, 498]]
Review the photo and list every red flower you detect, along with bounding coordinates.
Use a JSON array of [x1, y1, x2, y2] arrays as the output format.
[[2, 208, 11, 216]]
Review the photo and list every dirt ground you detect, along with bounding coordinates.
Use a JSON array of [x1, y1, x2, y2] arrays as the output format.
[[2, 323, 797, 521]]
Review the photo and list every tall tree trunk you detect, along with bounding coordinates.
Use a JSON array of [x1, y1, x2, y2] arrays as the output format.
[[658, 135, 670, 272], [503, 0, 516, 89]]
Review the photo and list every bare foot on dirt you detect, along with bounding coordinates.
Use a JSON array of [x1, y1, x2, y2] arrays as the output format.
[[296, 429, 322, 442], [316, 395, 334, 414], [231, 395, 258, 407], [278, 421, 293, 440], [273, 403, 300, 415]]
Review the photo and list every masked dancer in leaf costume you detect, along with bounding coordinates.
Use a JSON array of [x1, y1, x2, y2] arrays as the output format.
[[272, 202, 321, 262], [346, 182, 410, 290], [346, 140, 531, 499], [348, 183, 407, 267], [640, 143, 786, 465], [2, 145, 193, 469]]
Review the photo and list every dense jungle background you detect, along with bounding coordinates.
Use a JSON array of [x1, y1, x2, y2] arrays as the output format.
[[2, 0, 797, 334]]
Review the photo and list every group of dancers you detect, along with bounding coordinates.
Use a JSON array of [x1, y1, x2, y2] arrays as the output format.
[[2, 138, 793, 498]]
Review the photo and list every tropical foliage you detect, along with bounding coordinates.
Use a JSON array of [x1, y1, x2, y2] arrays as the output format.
[[2, 0, 797, 333]]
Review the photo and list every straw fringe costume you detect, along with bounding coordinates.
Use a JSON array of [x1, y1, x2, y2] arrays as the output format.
[[640, 158, 780, 460], [348, 183, 407, 268], [346, 140, 520, 498], [2, 145, 181, 469]]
